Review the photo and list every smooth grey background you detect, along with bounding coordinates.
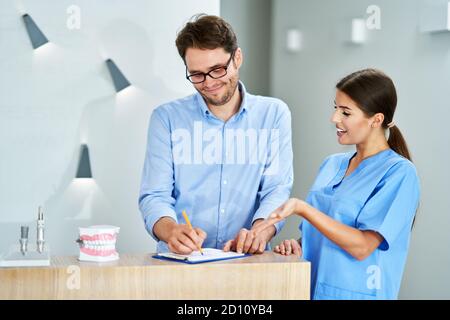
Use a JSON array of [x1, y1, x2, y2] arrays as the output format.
[[222, 0, 450, 299]]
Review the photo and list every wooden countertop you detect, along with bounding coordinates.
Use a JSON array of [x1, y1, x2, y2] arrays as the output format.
[[0, 251, 310, 300]]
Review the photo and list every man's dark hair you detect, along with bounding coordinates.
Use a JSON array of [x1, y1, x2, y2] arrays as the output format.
[[175, 14, 238, 63]]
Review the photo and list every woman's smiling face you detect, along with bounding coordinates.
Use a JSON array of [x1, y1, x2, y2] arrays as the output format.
[[331, 90, 375, 145]]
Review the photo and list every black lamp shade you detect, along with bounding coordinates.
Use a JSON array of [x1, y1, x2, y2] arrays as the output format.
[[22, 14, 49, 49], [76, 144, 92, 178], [106, 58, 131, 92]]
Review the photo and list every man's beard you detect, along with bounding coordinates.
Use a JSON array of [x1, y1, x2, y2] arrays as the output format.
[[198, 76, 239, 107]]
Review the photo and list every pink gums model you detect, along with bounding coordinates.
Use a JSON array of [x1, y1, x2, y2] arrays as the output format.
[[77, 225, 120, 262]]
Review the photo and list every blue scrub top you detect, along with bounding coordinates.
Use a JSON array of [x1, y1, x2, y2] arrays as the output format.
[[301, 149, 420, 300]]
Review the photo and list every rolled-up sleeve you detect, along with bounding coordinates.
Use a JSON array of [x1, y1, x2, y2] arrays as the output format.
[[138, 107, 177, 241], [252, 102, 294, 234]]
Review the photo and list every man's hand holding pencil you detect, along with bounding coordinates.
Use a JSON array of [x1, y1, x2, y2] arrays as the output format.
[[164, 211, 207, 255]]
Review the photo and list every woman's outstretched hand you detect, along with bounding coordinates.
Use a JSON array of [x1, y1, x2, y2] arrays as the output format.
[[251, 198, 304, 235]]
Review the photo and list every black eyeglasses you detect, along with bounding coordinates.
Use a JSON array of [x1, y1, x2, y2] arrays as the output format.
[[185, 50, 235, 84]]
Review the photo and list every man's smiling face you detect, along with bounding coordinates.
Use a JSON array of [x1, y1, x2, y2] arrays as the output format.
[[185, 47, 241, 107]]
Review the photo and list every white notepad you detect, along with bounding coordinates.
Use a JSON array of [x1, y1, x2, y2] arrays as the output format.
[[154, 248, 247, 264]]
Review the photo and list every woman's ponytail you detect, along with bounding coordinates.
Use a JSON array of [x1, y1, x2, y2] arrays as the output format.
[[387, 125, 412, 162]]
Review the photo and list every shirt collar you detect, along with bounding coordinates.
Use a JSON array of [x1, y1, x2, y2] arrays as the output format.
[[196, 81, 248, 119], [342, 148, 394, 174]]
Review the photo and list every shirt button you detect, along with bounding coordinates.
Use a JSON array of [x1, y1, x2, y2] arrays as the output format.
[[223, 180, 227, 185], [221, 209, 225, 214]]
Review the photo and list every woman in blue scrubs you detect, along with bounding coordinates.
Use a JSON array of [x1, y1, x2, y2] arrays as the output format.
[[253, 68, 420, 300]]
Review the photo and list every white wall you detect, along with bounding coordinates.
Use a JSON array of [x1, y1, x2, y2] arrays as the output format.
[[270, 0, 450, 299], [0, 0, 220, 255], [221, 0, 272, 95]]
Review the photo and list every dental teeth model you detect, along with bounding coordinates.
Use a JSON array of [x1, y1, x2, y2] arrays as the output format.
[[77, 225, 120, 262]]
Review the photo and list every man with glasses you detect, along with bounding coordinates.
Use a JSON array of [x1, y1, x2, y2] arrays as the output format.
[[139, 14, 293, 255]]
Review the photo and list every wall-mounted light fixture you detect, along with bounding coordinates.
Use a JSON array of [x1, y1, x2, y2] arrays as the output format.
[[420, 1, 450, 33], [105, 58, 131, 93], [22, 14, 49, 49], [350, 18, 367, 44], [76, 144, 92, 178], [286, 28, 303, 53]]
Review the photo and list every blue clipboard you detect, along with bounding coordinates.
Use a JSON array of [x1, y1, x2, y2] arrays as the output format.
[[152, 253, 250, 264]]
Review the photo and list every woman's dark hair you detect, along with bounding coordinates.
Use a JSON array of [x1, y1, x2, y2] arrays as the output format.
[[336, 68, 412, 161], [175, 14, 238, 63]]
